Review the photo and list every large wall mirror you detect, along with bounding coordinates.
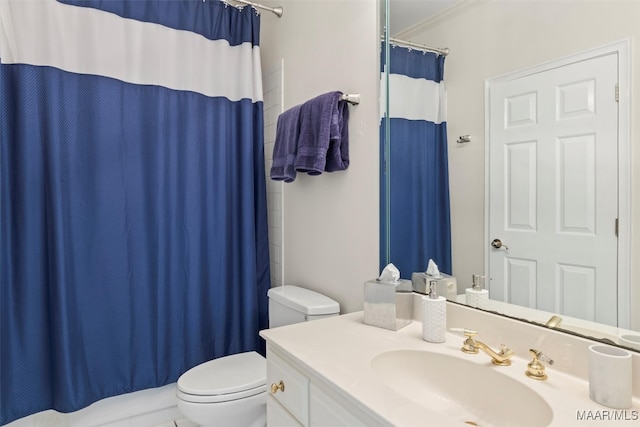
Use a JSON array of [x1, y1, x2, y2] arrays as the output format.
[[382, 0, 640, 352]]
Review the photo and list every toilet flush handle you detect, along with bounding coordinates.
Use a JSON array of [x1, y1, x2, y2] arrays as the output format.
[[270, 380, 285, 394]]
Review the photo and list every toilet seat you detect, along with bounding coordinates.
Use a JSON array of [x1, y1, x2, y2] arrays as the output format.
[[177, 351, 266, 404]]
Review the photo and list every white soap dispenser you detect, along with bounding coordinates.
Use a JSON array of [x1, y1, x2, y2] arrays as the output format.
[[422, 280, 446, 343], [465, 274, 489, 309]]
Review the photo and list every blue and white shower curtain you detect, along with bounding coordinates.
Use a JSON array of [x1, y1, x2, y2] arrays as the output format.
[[0, 1, 270, 424], [380, 45, 452, 277]]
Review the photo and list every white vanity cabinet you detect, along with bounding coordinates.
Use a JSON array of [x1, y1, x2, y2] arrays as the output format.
[[309, 383, 372, 427], [266, 348, 308, 426], [265, 344, 384, 427], [261, 309, 640, 427]]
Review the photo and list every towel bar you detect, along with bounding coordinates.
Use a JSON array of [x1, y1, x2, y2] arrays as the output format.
[[340, 93, 360, 105]]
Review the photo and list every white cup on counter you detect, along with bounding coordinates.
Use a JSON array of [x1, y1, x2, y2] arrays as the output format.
[[588, 344, 632, 409]]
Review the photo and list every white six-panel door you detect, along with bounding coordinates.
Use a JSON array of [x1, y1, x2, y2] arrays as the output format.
[[488, 52, 619, 326]]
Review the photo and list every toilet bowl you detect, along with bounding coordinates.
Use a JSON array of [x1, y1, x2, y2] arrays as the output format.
[[177, 351, 267, 427], [176, 285, 340, 427]]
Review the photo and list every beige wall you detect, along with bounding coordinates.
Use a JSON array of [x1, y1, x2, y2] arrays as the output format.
[[260, 0, 381, 313], [399, 0, 640, 329]]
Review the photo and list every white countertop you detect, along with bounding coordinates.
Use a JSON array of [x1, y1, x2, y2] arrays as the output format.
[[260, 311, 640, 427]]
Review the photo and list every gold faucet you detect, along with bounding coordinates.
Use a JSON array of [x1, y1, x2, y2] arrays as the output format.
[[461, 329, 514, 366], [545, 315, 562, 328]]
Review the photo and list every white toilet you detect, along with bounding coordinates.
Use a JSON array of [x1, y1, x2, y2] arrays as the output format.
[[176, 285, 340, 427]]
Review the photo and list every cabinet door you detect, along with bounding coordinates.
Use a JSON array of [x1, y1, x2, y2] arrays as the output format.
[[310, 384, 371, 427], [267, 395, 303, 427], [267, 350, 309, 425]]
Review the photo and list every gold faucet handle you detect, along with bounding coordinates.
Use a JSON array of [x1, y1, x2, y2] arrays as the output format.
[[529, 348, 554, 365], [526, 349, 554, 380], [461, 329, 479, 354], [538, 350, 554, 366], [498, 344, 514, 358], [463, 329, 477, 338]]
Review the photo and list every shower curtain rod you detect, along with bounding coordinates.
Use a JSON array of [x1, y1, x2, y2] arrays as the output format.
[[230, 0, 283, 17], [384, 36, 449, 57]]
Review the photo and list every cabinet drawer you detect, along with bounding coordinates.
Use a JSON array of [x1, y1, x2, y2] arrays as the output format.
[[267, 350, 309, 425]]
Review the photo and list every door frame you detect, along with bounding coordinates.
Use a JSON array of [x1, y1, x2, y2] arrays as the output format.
[[484, 39, 631, 328]]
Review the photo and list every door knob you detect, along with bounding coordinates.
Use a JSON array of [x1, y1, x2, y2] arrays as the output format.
[[270, 380, 285, 394], [491, 238, 509, 250]]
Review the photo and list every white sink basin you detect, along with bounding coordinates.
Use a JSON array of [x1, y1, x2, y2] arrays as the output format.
[[371, 349, 553, 427]]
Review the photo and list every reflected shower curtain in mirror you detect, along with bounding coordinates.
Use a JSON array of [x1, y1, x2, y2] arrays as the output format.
[[0, 1, 270, 423], [380, 45, 451, 277]]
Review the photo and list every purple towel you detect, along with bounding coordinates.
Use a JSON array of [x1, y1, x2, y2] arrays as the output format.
[[294, 91, 350, 175], [325, 99, 349, 172], [270, 104, 302, 182]]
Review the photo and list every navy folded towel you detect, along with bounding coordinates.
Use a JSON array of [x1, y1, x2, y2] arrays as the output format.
[[270, 104, 302, 182], [294, 91, 350, 175]]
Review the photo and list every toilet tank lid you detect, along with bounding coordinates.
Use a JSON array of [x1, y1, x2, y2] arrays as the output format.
[[268, 285, 340, 316]]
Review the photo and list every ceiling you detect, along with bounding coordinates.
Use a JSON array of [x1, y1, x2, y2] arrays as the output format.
[[388, 0, 459, 35]]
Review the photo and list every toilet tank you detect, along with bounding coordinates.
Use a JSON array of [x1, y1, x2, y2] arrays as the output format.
[[267, 285, 340, 328]]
